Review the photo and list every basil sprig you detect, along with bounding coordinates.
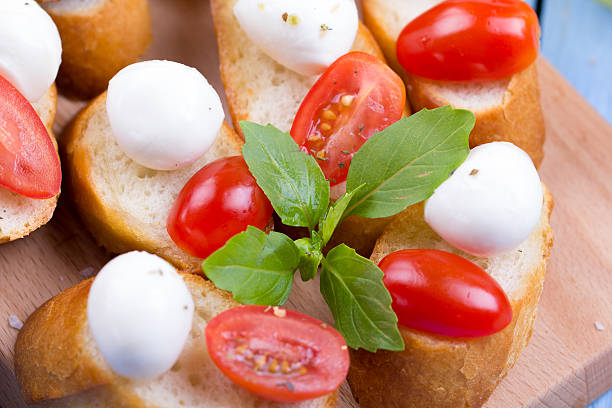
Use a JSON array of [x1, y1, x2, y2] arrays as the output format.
[[202, 107, 474, 352]]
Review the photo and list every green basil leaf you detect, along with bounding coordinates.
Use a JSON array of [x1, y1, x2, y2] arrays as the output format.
[[320, 245, 404, 352], [345, 107, 474, 218], [295, 236, 323, 282], [241, 121, 330, 230], [202, 226, 300, 306], [318, 185, 364, 246]]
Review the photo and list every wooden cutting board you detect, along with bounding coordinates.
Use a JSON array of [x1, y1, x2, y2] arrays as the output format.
[[1, 0, 611, 407]]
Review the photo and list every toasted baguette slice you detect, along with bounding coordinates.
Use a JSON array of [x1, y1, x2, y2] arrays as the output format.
[[347, 186, 554, 408], [40, 0, 152, 100], [210, 0, 408, 256], [362, 0, 546, 167], [62, 93, 243, 273], [15, 273, 337, 408], [0, 85, 59, 243]]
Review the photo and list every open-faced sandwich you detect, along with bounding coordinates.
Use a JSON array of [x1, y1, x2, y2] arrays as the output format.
[[15, 251, 346, 407], [63, 59, 248, 273], [211, 0, 414, 255], [0, 0, 62, 243], [362, 0, 546, 166]]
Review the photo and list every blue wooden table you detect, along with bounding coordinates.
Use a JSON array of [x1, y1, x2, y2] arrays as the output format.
[[526, 0, 612, 406]]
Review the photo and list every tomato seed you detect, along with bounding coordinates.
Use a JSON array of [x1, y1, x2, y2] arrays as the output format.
[[341, 95, 355, 107], [319, 123, 332, 132], [321, 110, 337, 120]]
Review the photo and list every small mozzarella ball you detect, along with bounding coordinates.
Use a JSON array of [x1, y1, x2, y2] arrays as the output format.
[[0, 0, 62, 102], [425, 142, 543, 257], [234, 0, 358, 76], [106, 60, 224, 170], [87, 251, 194, 379]]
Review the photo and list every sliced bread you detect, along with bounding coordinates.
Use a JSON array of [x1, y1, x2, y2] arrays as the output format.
[[0, 85, 59, 243], [361, 0, 546, 166], [62, 92, 243, 273], [41, 0, 152, 99], [347, 186, 554, 408], [14, 273, 337, 408]]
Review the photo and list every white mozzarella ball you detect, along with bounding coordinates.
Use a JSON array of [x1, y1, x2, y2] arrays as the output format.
[[0, 0, 62, 102], [425, 142, 543, 257], [87, 251, 194, 379], [106, 60, 224, 171], [234, 0, 358, 76]]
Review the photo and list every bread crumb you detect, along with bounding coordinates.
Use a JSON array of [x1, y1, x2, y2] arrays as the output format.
[[595, 321, 605, 331], [273, 306, 286, 318], [8, 315, 23, 330], [79, 267, 95, 278]]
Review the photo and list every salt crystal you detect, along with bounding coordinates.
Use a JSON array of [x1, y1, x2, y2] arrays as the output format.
[[595, 321, 606, 331], [79, 267, 95, 278], [8, 315, 23, 330], [273, 306, 286, 318]]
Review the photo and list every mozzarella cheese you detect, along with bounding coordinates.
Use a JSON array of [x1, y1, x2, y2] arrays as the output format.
[[106, 60, 225, 171], [87, 251, 194, 379], [0, 0, 62, 102], [234, 0, 358, 76], [425, 142, 543, 257]]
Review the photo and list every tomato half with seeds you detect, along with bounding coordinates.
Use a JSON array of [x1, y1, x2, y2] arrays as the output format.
[[397, 0, 540, 82], [167, 156, 273, 259], [0, 75, 60, 199], [205, 305, 349, 402], [379, 249, 512, 338], [291, 52, 405, 185]]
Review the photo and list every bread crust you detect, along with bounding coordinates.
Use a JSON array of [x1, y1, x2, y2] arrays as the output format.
[[347, 188, 554, 408], [15, 274, 338, 408], [406, 64, 546, 167], [62, 93, 243, 273], [14, 278, 114, 403], [0, 85, 60, 243], [361, 0, 546, 167], [42, 0, 152, 100]]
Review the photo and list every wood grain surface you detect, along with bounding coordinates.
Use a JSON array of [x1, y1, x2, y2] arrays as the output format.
[[1, 0, 611, 407]]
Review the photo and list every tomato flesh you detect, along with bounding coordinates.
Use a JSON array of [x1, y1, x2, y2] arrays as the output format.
[[167, 156, 273, 259], [379, 249, 512, 338], [397, 0, 540, 82], [291, 52, 405, 185], [205, 305, 349, 402], [0, 75, 60, 199]]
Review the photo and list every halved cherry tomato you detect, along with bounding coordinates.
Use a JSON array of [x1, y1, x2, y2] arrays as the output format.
[[291, 52, 405, 185], [379, 249, 512, 338], [206, 305, 349, 403], [167, 156, 273, 259], [0, 75, 60, 199], [397, 0, 540, 82]]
